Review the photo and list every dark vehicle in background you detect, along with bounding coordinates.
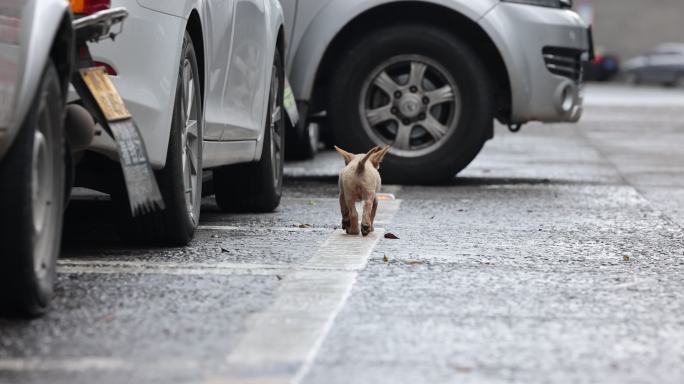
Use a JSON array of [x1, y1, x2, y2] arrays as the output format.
[[623, 43, 684, 87], [583, 52, 620, 82]]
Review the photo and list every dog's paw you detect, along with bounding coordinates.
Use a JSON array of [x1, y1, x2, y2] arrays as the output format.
[[346, 227, 360, 235], [361, 224, 371, 236], [342, 219, 350, 230]]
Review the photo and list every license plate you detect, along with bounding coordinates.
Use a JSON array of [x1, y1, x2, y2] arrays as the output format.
[[79, 67, 131, 122]]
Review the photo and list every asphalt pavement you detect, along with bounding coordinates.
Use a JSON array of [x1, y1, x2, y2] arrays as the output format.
[[1, 84, 684, 384]]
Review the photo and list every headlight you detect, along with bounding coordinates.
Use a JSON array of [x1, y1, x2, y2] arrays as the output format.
[[502, 0, 573, 9]]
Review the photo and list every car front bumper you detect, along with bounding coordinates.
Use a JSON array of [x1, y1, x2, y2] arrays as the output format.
[[480, 3, 592, 123]]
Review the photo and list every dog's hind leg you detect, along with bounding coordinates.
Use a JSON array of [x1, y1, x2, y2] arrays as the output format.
[[361, 198, 374, 236], [346, 196, 360, 235], [340, 191, 350, 231], [369, 197, 378, 233]]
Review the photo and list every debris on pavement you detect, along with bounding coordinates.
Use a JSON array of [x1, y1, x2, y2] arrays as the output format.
[[384, 232, 399, 239], [400, 259, 424, 266]]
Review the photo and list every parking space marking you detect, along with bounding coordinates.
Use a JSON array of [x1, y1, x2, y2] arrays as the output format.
[[216, 200, 401, 384], [57, 260, 291, 276], [0, 358, 128, 372], [197, 225, 331, 233]]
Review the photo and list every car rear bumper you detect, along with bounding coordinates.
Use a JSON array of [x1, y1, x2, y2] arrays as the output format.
[[480, 3, 592, 123]]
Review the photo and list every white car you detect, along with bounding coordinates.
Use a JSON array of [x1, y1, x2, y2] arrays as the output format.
[[81, 0, 286, 245]]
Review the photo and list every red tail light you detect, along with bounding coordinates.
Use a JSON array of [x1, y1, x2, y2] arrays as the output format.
[[70, 0, 111, 15], [95, 61, 118, 76]]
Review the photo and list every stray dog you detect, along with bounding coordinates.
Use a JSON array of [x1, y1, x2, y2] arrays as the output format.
[[335, 145, 390, 236]]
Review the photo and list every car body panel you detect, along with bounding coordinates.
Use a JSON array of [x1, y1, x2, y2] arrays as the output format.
[[90, 0, 185, 168], [480, 3, 589, 122], [0, 0, 69, 159], [281, 0, 498, 104], [89, 0, 284, 169], [136, 0, 196, 18], [281, 0, 590, 124], [220, 0, 271, 141]]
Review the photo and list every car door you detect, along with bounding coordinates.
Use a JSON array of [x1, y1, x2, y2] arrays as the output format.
[[202, 0, 235, 140], [220, 0, 270, 141]]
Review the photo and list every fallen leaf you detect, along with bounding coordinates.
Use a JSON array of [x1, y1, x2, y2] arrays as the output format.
[[383, 255, 389, 263], [221, 248, 230, 253], [623, 255, 630, 262], [402, 260, 424, 266], [298, 223, 312, 229], [384, 232, 399, 239], [450, 364, 473, 373], [276, 275, 283, 281]]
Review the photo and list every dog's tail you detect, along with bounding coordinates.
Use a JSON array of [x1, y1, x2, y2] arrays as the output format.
[[356, 147, 380, 174]]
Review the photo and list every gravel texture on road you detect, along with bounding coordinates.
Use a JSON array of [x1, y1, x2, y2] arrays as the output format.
[[1, 85, 684, 384]]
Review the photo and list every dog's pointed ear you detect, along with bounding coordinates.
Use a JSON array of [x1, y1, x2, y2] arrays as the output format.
[[370, 146, 391, 168], [334, 145, 355, 165]]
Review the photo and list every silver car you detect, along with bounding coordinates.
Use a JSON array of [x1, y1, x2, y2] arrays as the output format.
[[281, 0, 592, 183], [623, 43, 684, 87], [0, 0, 74, 316]]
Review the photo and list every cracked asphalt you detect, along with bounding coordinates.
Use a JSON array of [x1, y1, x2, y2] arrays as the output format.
[[1, 84, 684, 384]]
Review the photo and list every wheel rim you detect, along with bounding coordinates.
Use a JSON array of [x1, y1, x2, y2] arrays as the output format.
[[269, 63, 283, 187], [180, 59, 201, 226], [359, 55, 461, 158], [31, 96, 57, 280]]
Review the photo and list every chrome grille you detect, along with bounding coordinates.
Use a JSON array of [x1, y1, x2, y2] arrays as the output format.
[[542, 47, 583, 81]]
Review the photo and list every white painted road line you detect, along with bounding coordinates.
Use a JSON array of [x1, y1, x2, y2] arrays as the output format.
[[215, 200, 401, 384], [198, 225, 331, 233], [0, 358, 127, 372], [57, 260, 292, 277]]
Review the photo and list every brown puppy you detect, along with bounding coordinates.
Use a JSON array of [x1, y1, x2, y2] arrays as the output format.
[[335, 145, 390, 236]]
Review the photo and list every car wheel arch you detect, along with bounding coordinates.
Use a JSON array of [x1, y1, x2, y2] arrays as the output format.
[[49, 12, 74, 100], [253, 24, 286, 162], [185, 10, 205, 110], [300, 1, 511, 129]]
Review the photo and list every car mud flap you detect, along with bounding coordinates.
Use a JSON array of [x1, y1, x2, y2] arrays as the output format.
[[72, 67, 165, 216]]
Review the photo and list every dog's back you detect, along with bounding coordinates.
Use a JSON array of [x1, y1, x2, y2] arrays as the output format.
[[339, 155, 381, 202]]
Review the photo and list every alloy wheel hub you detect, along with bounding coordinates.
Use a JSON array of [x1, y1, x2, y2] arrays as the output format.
[[397, 94, 424, 119]]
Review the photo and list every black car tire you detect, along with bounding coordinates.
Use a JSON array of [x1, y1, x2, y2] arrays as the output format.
[[0, 61, 66, 317], [327, 24, 493, 185], [214, 49, 285, 213], [285, 118, 318, 160], [115, 33, 203, 246]]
